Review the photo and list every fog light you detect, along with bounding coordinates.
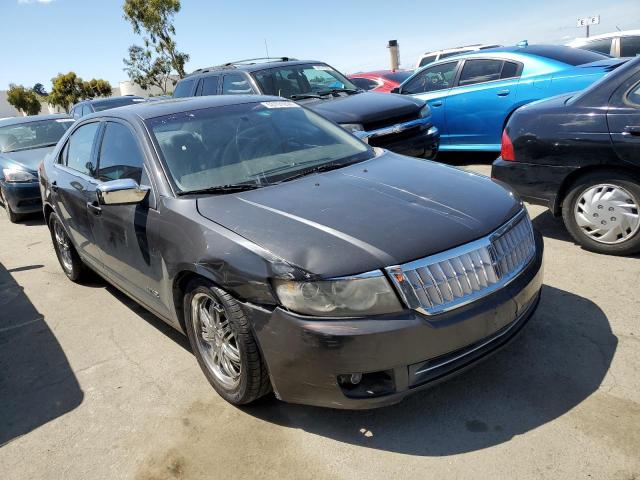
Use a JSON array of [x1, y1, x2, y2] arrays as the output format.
[[337, 370, 396, 399]]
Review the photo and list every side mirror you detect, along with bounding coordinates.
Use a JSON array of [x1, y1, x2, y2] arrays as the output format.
[[97, 178, 149, 206], [391, 87, 401, 94]]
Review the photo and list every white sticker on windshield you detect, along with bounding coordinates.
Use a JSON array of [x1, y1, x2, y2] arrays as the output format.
[[56, 119, 75, 123], [261, 101, 300, 109], [312, 65, 332, 71]]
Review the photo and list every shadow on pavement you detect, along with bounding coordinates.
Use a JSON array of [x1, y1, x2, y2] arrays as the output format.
[[0, 261, 83, 446], [244, 285, 616, 456], [531, 210, 575, 243]]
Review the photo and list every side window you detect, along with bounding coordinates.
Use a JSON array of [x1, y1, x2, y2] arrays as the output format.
[[96, 122, 145, 184], [81, 105, 92, 116], [173, 78, 196, 98], [581, 38, 612, 55], [620, 36, 640, 57], [222, 74, 254, 94], [458, 59, 504, 86], [350, 77, 380, 91], [402, 62, 458, 94], [418, 55, 437, 67], [627, 82, 640, 106], [198, 75, 220, 96], [501, 61, 520, 80], [64, 122, 100, 176]]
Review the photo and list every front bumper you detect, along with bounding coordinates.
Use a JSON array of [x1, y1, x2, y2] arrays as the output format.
[[0, 180, 42, 214], [359, 118, 440, 159], [248, 231, 544, 409], [491, 158, 577, 215]]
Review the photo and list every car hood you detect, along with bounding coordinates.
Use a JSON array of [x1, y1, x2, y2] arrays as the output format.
[[0, 145, 55, 173], [196, 151, 522, 278], [299, 92, 424, 125]]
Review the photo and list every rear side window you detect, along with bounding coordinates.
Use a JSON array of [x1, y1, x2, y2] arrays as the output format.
[[581, 38, 613, 55], [620, 36, 640, 57], [222, 74, 254, 94], [198, 76, 220, 96], [627, 82, 640, 106], [459, 59, 504, 86], [62, 122, 100, 176], [173, 78, 196, 98], [501, 61, 520, 79], [71, 105, 82, 119], [96, 122, 144, 184]]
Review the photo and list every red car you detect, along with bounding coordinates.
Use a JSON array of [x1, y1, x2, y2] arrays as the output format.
[[348, 70, 413, 93]]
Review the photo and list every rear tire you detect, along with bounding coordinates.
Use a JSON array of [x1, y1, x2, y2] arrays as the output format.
[[562, 171, 640, 255], [48, 212, 87, 282], [0, 187, 21, 223], [183, 278, 271, 405]]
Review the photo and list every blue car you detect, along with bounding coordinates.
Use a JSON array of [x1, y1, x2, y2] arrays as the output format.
[[395, 44, 626, 152], [0, 114, 74, 222]]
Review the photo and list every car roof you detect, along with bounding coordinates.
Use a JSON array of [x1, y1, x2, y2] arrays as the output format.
[[83, 95, 286, 121], [185, 59, 326, 77], [0, 113, 71, 128]]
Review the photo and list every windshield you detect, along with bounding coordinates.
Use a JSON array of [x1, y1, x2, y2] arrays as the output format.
[[0, 118, 74, 153], [146, 101, 373, 193], [92, 97, 146, 112], [252, 63, 359, 99]]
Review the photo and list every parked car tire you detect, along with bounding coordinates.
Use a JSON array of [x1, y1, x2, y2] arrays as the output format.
[[183, 279, 271, 405], [0, 187, 21, 223], [562, 171, 640, 255], [49, 212, 87, 282]]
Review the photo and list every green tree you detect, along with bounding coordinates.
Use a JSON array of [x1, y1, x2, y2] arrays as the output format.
[[124, 45, 174, 94], [6, 84, 41, 116], [82, 78, 112, 98], [47, 72, 85, 113], [123, 0, 189, 79], [32, 83, 48, 97]]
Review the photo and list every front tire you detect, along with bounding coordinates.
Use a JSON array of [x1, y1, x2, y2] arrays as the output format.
[[0, 187, 21, 223], [183, 279, 271, 405], [562, 171, 640, 255], [49, 212, 87, 282]]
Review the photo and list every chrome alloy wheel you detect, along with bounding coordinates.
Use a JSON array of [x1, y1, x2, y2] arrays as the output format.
[[190, 292, 241, 389], [53, 220, 74, 271], [574, 183, 640, 244]]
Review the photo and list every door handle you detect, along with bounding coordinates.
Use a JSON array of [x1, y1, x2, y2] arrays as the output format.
[[87, 201, 102, 215], [431, 100, 443, 107], [51, 181, 58, 192], [497, 89, 511, 97], [623, 125, 640, 136]]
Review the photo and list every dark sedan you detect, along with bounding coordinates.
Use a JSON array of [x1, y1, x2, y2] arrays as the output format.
[[493, 56, 640, 255], [41, 96, 543, 409], [0, 114, 74, 222]]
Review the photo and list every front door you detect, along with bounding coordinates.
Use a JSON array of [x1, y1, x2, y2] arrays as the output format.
[[90, 121, 166, 316], [607, 75, 640, 167], [401, 61, 460, 145], [445, 58, 521, 149], [50, 121, 102, 267]]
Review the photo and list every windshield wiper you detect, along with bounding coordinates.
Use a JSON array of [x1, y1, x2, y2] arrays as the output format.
[[276, 161, 353, 182], [316, 88, 360, 96], [177, 183, 262, 195], [290, 93, 322, 100]]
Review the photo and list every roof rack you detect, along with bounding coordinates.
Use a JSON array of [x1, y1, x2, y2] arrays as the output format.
[[190, 57, 298, 75]]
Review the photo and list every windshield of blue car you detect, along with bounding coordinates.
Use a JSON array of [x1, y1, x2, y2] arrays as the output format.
[[0, 118, 74, 153], [251, 64, 360, 99], [146, 101, 373, 193], [92, 97, 146, 112]]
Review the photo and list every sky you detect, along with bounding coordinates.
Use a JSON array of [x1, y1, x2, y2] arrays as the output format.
[[1, 0, 638, 91]]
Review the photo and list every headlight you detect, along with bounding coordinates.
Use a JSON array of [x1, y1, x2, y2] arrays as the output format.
[[2, 168, 37, 183], [419, 103, 431, 118], [273, 272, 403, 317]]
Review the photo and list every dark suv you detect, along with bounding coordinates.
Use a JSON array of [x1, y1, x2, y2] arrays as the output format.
[[173, 57, 440, 158]]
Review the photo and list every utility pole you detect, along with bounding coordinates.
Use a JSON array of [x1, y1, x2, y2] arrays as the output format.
[[388, 40, 400, 71]]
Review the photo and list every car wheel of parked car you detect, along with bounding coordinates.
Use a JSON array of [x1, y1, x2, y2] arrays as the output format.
[[0, 187, 21, 223], [183, 279, 271, 405], [562, 171, 640, 255], [49, 212, 87, 281]]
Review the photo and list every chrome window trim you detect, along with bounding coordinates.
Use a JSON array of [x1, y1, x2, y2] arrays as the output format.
[[386, 209, 535, 316]]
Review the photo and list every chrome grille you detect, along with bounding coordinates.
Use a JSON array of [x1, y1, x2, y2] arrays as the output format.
[[386, 210, 536, 315]]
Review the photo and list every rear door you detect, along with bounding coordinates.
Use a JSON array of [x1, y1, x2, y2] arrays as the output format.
[[607, 74, 640, 167], [400, 61, 461, 144], [445, 58, 522, 149], [50, 121, 102, 266], [90, 120, 167, 315]]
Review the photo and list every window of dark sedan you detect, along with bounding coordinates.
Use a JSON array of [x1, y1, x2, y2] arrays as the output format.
[[197, 75, 220, 96], [173, 78, 196, 98], [59, 122, 100, 176], [627, 82, 640, 106], [222, 74, 255, 94], [402, 62, 458, 94]]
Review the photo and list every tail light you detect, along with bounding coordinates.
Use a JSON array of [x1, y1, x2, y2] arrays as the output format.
[[501, 129, 515, 161]]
